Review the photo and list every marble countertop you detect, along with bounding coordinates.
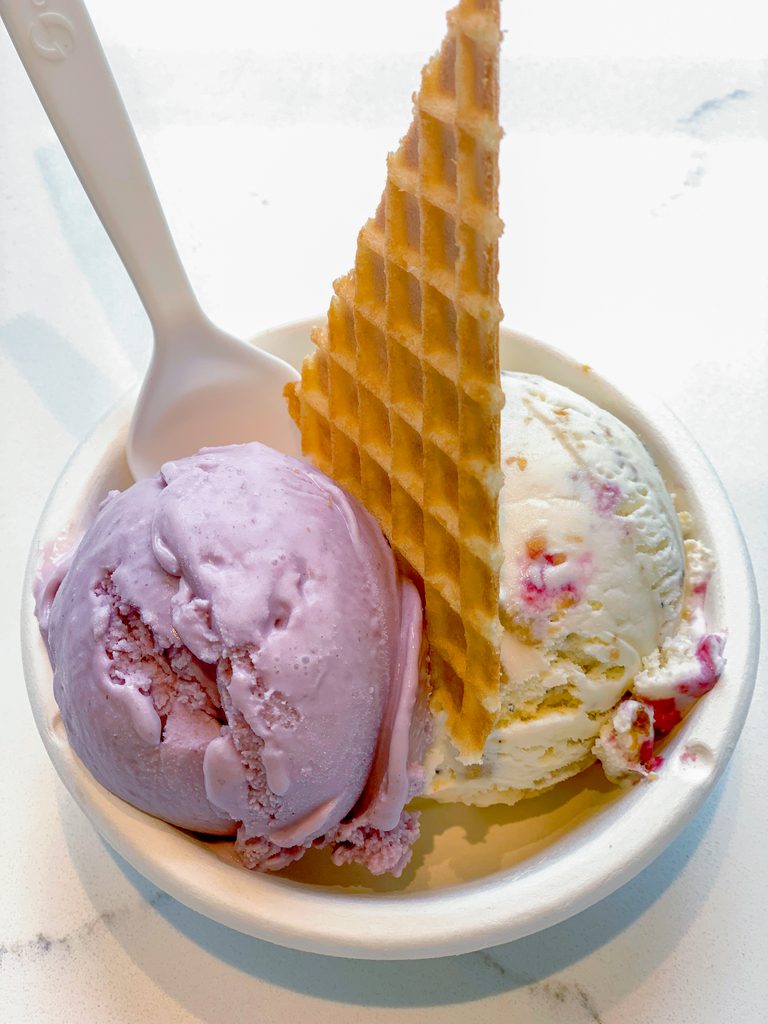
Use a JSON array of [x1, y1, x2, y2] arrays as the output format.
[[1, 1, 766, 1020]]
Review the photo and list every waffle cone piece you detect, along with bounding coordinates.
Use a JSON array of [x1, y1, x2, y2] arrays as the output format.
[[285, 0, 504, 761]]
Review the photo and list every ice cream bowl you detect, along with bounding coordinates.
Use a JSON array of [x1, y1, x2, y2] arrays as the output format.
[[20, 319, 759, 960]]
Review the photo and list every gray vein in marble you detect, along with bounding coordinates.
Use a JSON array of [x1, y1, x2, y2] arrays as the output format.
[[473, 950, 603, 1021], [678, 88, 752, 133], [574, 982, 604, 1023], [477, 950, 508, 978], [651, 148, 709, 216], [682, 157, 708, 189], [1, 928, 75, 969], [473, 949, 541, 989], [533, 980, 604, 1022], [0, 888, 169, 969]]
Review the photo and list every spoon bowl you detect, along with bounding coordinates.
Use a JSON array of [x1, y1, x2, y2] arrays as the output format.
[[127, 317, 299, 479]]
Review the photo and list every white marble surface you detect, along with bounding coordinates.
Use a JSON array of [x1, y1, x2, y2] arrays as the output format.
[[1, 1, 766, 1020]]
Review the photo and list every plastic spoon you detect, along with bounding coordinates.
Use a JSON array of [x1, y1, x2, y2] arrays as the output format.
[[1, 0, 300, 479]]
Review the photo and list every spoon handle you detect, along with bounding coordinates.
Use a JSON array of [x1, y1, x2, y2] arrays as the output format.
[[1, 0, 201, 335]]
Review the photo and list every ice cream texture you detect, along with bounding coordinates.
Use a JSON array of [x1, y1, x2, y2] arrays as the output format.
[[424, 372, 725, 803], [36, 442, 425, 876]]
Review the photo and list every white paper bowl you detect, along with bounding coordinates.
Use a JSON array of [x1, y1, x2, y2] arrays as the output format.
[[20, 321, 759, 959]]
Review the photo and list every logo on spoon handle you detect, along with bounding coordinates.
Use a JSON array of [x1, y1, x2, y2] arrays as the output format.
[[28, 2, 75, 62]]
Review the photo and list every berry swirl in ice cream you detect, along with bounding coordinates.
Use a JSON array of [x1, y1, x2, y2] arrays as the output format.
[[595, 528, 726, 782], [424, 372, 725, 804]]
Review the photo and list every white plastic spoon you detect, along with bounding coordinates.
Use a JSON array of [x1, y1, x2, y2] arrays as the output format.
[[1, 0, 300, 479]]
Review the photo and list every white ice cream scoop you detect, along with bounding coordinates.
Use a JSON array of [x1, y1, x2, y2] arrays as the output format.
[[1, 0, 299, 479]]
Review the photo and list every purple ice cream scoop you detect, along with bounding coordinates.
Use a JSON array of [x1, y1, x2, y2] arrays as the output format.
[[36, 442, 425, 876]]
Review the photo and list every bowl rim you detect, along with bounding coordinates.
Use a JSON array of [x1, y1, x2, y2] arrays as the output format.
[[20, 320, 760, 959]]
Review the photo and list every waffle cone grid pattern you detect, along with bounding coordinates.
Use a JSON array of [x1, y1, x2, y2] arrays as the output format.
[[286, 0, 504, 759]]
